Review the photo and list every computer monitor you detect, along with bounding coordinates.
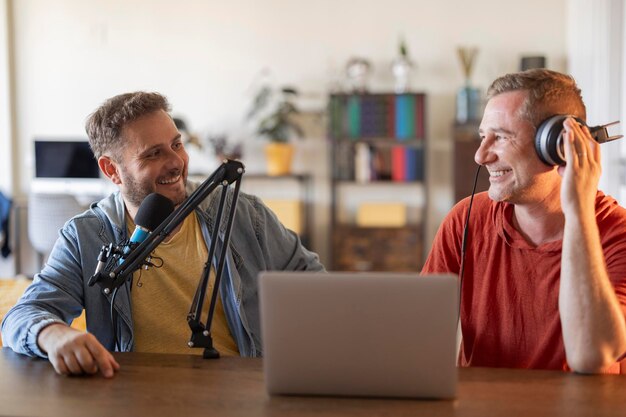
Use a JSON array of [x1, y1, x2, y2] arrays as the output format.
[[34, 140, 100, 179]]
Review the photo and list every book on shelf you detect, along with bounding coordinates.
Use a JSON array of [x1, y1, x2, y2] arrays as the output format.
[[370, 146, 392, 181], [415, 93, 425, 140], [360, 95, 391, 138], [347, 96, 361, 138], [333, 141, 356, 181], [391, 145, 406, 181], [328, 95, 345, 139], [404, 147, 424, 181], [395, 94, 416, 140], [354, 142, 370, 183]]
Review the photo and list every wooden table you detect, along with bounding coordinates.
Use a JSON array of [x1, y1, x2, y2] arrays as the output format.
[[1, 348, 625, 417]]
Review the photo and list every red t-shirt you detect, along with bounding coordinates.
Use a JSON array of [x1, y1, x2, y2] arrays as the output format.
[[423, 191, 626, 372]]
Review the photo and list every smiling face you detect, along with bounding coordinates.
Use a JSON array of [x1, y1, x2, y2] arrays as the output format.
[[476, 90, 561, 205], [100, 110, 189, 216]]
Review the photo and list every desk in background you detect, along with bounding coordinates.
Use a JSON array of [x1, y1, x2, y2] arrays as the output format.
[[1, 349, 625, 417]]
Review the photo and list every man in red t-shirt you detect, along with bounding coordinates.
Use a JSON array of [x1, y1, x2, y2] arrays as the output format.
[[423, 69, 626, 373]]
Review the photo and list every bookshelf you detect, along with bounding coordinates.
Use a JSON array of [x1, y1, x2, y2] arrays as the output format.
[[328, 93, 427, 272]]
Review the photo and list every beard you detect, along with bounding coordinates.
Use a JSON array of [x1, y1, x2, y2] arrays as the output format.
[[120, 173, 152, 209], [119, 168, 187, 209], [488, 185, 513, 203]]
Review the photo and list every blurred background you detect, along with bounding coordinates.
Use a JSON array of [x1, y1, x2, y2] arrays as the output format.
[[0, 0, 624, 277]]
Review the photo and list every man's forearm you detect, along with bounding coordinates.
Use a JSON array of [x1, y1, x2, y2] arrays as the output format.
[[560, 213, 626, 373]]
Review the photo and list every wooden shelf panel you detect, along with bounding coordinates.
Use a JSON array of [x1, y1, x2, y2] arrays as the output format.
[[331, 225, 423, 272]]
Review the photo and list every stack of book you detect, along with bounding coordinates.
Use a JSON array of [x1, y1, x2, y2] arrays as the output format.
[[328, 93, 426, 140], [354, 144, 424, 183]]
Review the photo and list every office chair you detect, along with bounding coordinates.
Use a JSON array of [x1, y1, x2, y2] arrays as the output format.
[[27, 193, 89, 270]]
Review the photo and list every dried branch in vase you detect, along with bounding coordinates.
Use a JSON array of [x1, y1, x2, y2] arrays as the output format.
[[457, 47, 479, 84]]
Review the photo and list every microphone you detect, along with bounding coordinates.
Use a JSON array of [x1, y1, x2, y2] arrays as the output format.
[[88, 192, 175, 286], [120, 193, 175, 263]]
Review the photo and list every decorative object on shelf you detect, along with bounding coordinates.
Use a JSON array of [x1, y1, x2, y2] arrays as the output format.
[[345, 57, 372, 94], [520, 56, 546, 71], [208, 134, 243, 162], [247, 85, 304, 176], [391, 37, 414, 94], [455, 46, 481, 123]]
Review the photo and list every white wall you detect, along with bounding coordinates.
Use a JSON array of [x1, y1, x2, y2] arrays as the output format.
[[567, 0, 624, 203], [7, 0, 568, 270], [0, 0, 15, 277], [0, 0, 13, 195]]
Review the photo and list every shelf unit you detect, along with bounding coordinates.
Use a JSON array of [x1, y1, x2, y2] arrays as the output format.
[[328, 93, 428, 272], [452, 122, 490, 203]]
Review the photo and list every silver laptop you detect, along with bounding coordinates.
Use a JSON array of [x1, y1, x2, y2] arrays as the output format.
[[259, 272, 458, 399]]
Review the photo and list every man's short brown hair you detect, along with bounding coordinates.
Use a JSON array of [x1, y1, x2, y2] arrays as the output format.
[[486, 69, 587, 127], [85, 92, 171, 161]]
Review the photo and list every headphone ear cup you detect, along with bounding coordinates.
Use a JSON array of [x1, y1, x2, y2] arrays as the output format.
[[535, 115, 568, 166]]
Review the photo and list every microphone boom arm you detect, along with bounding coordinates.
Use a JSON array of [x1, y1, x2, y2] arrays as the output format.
[[88, 159, 245, 359], [187, 172, 242, 358]]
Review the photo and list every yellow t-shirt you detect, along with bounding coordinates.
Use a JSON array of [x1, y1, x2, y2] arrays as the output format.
[[127, 211, 239, 356]]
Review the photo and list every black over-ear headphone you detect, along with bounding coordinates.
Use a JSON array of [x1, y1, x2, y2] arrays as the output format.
[[535, 115, 623, 166]]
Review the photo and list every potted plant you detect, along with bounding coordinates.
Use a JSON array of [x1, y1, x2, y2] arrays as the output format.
[[247, 85, 304, 175]]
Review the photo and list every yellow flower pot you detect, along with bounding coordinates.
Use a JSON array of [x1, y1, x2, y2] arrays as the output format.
[[265, 142, 294, 176]]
